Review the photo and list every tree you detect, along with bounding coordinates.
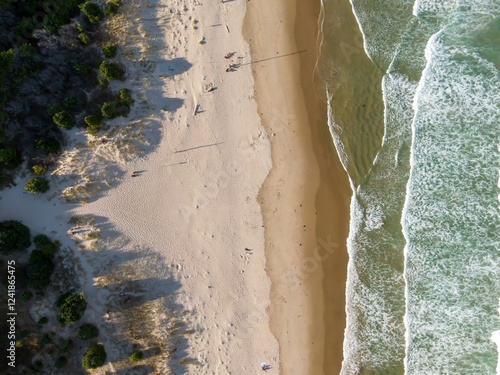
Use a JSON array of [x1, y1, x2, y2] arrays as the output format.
[[0, 220, 31, 254], [25, 177, 50, 194], [34, 234, 57, 256], [82, 343, 107, 369], [101, 101, 127, 119], [59, 293, 87, 324], [32, 164, 48, 175], [130, 351, 143, 363], [77, 323, 99, 340], [84, 114, 102, 127], [79, 2, 104, 24], [0, 146, 20, 169], [35, 138, 61, 153], [99, 61, 123, 80], [118, 88, 134, 106], [73, 62, 91, 75], [102, 44, 117, 58], [27, 250, 54, 290], [53, 110, 75, 130]]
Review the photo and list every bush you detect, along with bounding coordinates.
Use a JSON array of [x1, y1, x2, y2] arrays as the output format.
[[0, 146, 20, 169], [32, 164, 48, 175], [47, 103, 63, 117], [27, 250, 54, 290], [63, 96, 78, 108], [84, 114, 102, 127], [86, 126, 99, 136], [101, 101, 128, 119], [53, 110, 75, 130], [59, 293, 87, 324], [77, 323, 99, 340], [78, 32, 91, 45], [25, 177, 50, 194], [105, 2, 119, 16], [99, 61, 123, 80], [40, 333, 52, 345], [55, 356, 67, 369], [74, 62, 91, 76], [118, 88, 134, 106], [80, 2, 104, 24], [58, 339, 73, 354], [20, 291, 33, 302], [34, 234, 57, 256], [38, 316, 48, 325], [103, 44, 117, 58], [82, 343, 107, 369], [35, 138, 60, 153], [97, 76, 108, 88], [130, 351, 143, 363], [0, 220, 31, 254]]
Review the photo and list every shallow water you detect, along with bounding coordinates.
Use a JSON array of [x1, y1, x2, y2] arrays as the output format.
[[318, 0, 500, 373]]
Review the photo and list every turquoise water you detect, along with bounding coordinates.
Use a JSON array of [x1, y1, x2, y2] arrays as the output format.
[[320, 0, 500, 373]]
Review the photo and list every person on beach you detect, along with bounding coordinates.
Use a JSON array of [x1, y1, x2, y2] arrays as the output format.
[[260, 362, 271, 371]]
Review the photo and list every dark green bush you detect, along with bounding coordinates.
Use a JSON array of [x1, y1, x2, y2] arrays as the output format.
[[48, 103, 63, 117], [20, 291, 33, 302], [59, 293, 87, 324], [27, 250, 54, 290], [130, 351, 143, 363], [38, 317, 48, 325], [82, 343, 107, 369], [33, 234, 57, 256], [0, 146, 20, 169], [99, 61, 123, 80], [53, 110, 75, 130], [84, 114, 102, 127], [78, 32, 91, 45], [55, 356, 67, 369], [25, 177, 50, 194], [73, 62, 91, 75], [77, 323, 99, 340], [80, 2, 104, 24], [101, 101, 128, 119], [0, 220, 31, 254], [105, 2, 119, 16], [32, 164, 48, 175], [118, 88, 134, 106], [40, 333, 52, 345], [103, 44, 117, 58], [35, 138, 61, 153], [58, 339, 73, 354], [63, 96, 78, 108]]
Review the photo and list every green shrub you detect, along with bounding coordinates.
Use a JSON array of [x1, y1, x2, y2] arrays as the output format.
[[78, 32, 91, 45], [27, 250, 54, 290], [63, 96, 78, 108], [58, 339, 73, 354], [35, 138, 60, 153], [77, 323, 99, 340], [25, 177, 50, 194], [80, 2, 104, 24], [76, 22, 85, 32], [118, 88, 134, 106], [97, 76, 108, 88], [84, 114, 102, 127], [86, 126, 99, 136], [0, 146, 20, 169], [47, 103, 63, 117], [34, 234, 57, 256], [82, 343, 107, 369], [102, 44, 117, 58], [105, 2, 119, 16], [53, 110, 75, 130], [38, 317, 48, 325], [130, 351, 143, 363], [74, 62, 91, 75], [0, 220, 31, 254], [55, 356, 67, 369], [20, 291, 33, 302], [59, 293, 87, 324], [32, 164, 48, 175], [40, 333, 52, 345], [101, 101, 128, 119], [99, 61, 123, 80]]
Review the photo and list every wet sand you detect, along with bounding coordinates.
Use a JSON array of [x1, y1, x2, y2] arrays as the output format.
[[245, 0, 351, 373]]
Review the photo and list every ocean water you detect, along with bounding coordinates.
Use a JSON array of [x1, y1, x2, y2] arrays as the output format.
[[319, 0, 500, 374]]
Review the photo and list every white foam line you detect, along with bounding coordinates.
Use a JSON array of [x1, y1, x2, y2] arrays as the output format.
[[400, 29, 443, 374], [348, 0, 373, 63]]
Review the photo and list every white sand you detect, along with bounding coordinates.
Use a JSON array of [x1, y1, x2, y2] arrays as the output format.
[[1, 0, 280, 373]]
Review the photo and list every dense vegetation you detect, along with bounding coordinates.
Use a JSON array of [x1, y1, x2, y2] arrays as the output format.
[[82, 343, 107, 369], [0, 0, 128, 187], [59, 292, 87, 324], [0, 220, 31, 254], [77, 323, 99, 340]]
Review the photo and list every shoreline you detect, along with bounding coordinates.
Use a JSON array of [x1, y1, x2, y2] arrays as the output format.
[[244, 0, 351, 373]]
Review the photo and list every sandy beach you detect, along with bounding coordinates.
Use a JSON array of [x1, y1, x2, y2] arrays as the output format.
[[0, 0, 350, 373]]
